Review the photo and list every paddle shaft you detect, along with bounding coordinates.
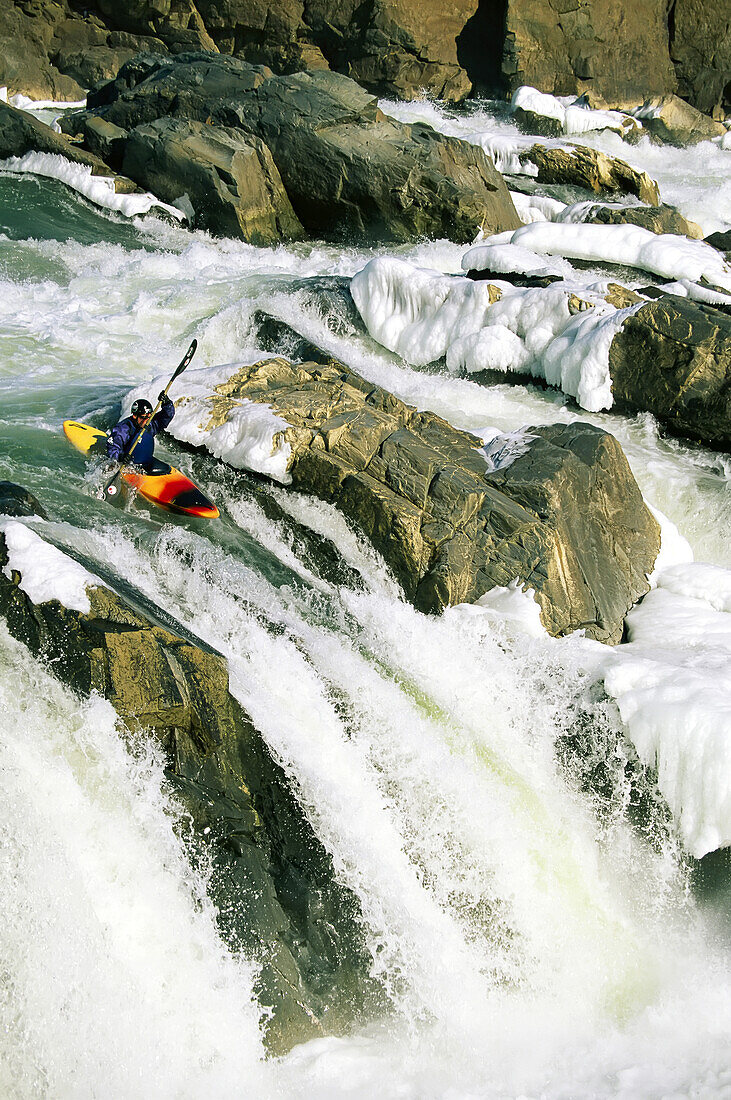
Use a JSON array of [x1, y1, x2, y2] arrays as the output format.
[[104, 339, 197, 497]]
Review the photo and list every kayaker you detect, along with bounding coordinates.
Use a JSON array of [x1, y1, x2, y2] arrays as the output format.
[[107, 392, 175, 473]]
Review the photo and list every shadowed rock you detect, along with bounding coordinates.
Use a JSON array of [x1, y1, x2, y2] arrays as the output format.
[[0, 101, 111, 168], [63, 55, 520, 243], [0, 482, 48, 519], [609, 294, 731, 450]]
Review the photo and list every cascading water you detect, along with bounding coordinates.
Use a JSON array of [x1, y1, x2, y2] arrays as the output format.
[[0, 98, 729, 1098]]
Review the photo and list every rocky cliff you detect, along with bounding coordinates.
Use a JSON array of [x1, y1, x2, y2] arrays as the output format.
[[1, 0, 728, 116]]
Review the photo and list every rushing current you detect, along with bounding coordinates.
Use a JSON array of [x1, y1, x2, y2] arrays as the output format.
[[0, 96, 729, 1098]]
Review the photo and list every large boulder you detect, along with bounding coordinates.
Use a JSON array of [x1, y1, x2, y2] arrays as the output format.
[[636, 95, 727, 145], [608, 295, 731, 450], [519, 143, 660, 206], [121, 116, 305, 243], [65, 55, 521, 243], [0, 482, 47, 519], [169, 356, 659, 642], [0, 100, 114, 170], [79, 52, 275, 126], [0, 520, 377, 1053]]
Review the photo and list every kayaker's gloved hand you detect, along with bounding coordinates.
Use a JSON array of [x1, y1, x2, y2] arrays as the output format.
[[158, 391, 172, 405]]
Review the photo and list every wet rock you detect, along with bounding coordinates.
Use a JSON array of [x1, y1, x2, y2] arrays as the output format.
[[520, 143, 660, 205], [636, 95, 726, 146], [0, 523, 378, 1053], [252, 275, 364, 360], [181, 356, 659, 642], [0, 101, 113, 170], [78, 115, 129, 170], [77, 52, 273, 127], [216, 67, 520, 242], [706, 231, 731, 258], [121, 116, 305, 243], [608, 294, 731, 450], [0, 482, 47, 519], [66, 55, 520, 244]]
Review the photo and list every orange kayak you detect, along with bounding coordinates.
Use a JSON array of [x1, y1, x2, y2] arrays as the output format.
[[63, 420, 220, 519]]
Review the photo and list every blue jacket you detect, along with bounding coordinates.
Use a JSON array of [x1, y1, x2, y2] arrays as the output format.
[[107, 397, 175, 466]]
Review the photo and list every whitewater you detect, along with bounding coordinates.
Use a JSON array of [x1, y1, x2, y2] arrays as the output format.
[[0, 94, 729, 1098]]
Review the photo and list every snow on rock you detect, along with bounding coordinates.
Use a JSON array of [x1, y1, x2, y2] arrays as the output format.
[[602, 562, 731, 858], [350, 255, 640, 411], [463, 222, 731, 293], [475, 426, 539, 472], [511, 86, 639, 139], [0, 520, 99, 613], [128, 363, 293, 484], [0, 151, 186, 222]]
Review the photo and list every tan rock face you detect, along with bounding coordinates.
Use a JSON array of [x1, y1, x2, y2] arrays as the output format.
[[189, 356, 659, 643], [501, 0, 677, 103], [121, 116, 305, 243], [638, 95, 727, 146], [0, 528, 378, 1054], [520, 143, 660, 205], [3, 0, 729, 114]]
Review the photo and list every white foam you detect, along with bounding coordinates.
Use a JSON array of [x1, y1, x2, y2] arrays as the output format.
[[0, 520, 98, 613], [128, 362, 293, 484], [510, 190, 569, 224], [0, 151, 186, 222], [448, 578, 546, 640], [647, 504, 694, 582], [8, 93, 87, 111]]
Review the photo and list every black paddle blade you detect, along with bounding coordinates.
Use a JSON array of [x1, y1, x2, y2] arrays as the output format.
[[172, 339, 197, 382]]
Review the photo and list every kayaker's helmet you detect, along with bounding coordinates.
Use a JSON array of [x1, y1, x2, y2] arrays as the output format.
[[131, 398, 153, 419]]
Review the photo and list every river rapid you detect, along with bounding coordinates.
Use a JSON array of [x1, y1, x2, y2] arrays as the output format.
[[0, 98, 729, 1098]]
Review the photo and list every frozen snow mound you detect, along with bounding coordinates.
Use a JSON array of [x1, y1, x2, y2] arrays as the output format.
[[603, 562, 731, 858], [350, 254, 638, 412]]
